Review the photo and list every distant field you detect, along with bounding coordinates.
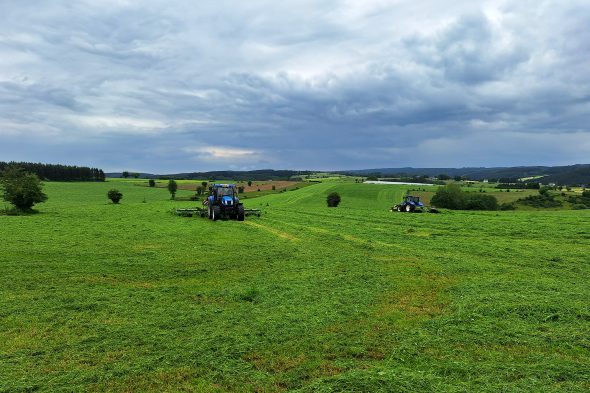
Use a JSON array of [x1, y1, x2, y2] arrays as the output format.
[[130, 179, 303, 193], [1, 180, 589, 391], [412, 189, 539, 205]]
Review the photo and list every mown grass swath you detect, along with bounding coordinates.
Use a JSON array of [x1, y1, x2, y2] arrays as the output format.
[[1, 179, 589, 391]]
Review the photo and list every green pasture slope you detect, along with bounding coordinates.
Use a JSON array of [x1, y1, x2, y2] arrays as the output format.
[[1, 180, 590, 392]]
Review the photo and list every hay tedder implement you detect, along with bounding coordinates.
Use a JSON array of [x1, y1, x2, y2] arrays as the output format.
[[175, 183, 260, 220]]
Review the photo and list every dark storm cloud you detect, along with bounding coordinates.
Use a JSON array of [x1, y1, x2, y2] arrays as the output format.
[[1, 0, 589, 171]]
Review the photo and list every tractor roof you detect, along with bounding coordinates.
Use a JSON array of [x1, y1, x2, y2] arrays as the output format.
[[213, 183, 236, 187]]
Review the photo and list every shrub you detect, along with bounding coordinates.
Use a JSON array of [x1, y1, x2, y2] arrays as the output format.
[[539, 186, 555, 196], [517, 193, 562, 208], [431, 184, 498, 210], [248, 181, 252, 187], [237, 186, 245, 194], [499, 202, 516, 211], [168, 180, 178, 199], [572, 204, 588, 210], [431, 184, 465, 209], [107, 189, 123, 204], [272, 185, 276, 191], [0, 166, 47, 211], [327, 192, 341, 207], [464, 193, 498, 210], [148, 179, 155, 187]]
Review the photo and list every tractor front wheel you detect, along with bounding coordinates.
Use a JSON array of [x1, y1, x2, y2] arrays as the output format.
[[237, 205, 245, 221], [212, 206, 221, 221]]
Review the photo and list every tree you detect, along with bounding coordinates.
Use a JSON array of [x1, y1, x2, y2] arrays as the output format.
[[132, 172, 140, 179], [247, 180, 252, 187], [107, 189, 123, 204], [122, 171, 130, 178], [201, 181, 208, 188], [272, 185, 276, 191], [196, 186, 203, 196], [168, 179, 178, 199], [148, 179, 155, 187], [431, 184, 464, 209], [327, 192, 341, 207], [453, 175, 463, 181], [437, 174, 451, 180], [431, 183, 498, 210], [237, 186, 245, 194], [0, 167, 47, 211]]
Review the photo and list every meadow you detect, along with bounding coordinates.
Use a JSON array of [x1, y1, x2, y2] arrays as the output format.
[[1, 180, 589, 392]]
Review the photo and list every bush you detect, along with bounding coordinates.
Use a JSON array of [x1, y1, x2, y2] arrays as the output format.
[[327, 192, 341, 207], [517, 193, 562, 208], [148, 179, 155, 187], [272, 185, 276, 191], [0, 166, 47, 211], [572, 204, 588, 210], [107, 189, 123, 204], [431, 184, 498, 210], [499, 202, 516, 210], [431, 184, 465, 209], [464, 193, 498, 210], [237, 186, 245, 194], [168, 180, 178, 199]]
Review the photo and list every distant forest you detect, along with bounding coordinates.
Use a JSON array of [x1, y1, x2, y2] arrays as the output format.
[[0, 162, 105, 182], [107, 169, 313, 181], [342, 164, 590, 185]]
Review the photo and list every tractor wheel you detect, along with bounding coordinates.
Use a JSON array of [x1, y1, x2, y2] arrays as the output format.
[[208, 206, 212, 219], [405, 204, 414, 212], [397, 206, 402, 212], [237, 205, 245, 221], [212, 206, 220, 221]]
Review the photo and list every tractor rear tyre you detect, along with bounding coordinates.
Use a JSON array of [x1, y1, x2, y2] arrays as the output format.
[[212, 206, 220, 221], [237, 205, 245, 221], [405, 204, 414, 212], [208, 206, 212, 219]]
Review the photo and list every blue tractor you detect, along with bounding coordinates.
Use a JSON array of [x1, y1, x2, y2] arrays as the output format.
[[205, 184, 245, 221], [392, 195, 438, 213]]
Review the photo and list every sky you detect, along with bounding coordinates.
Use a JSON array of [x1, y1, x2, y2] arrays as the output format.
[[1, 0, 589, 173]]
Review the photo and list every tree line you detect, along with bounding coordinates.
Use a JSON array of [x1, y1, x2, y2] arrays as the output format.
[[0, 162, 105, 182]]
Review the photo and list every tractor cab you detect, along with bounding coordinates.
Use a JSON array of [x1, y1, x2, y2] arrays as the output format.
[[206, 184, 245, 221], [211, 184, 237, 206], [404, 195, 423, 206]]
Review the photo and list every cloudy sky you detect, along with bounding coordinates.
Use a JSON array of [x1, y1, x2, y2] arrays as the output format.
[[1, 0, 589, 172]]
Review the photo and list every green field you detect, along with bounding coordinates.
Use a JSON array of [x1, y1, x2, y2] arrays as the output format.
[[1, 180, 590, 392]]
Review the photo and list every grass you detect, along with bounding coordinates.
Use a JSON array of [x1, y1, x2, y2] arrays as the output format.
[[1, 180, 589, 392]]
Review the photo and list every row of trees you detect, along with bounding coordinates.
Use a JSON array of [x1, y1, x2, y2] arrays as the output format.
[[0, 162, 105, 182]]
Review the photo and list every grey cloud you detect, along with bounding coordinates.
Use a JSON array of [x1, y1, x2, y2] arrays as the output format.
[[0, 0, 589, 171]]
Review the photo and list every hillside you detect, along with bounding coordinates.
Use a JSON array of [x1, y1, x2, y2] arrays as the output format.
[[343, 164, 590, 184], [1, 180, 589, 391]]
